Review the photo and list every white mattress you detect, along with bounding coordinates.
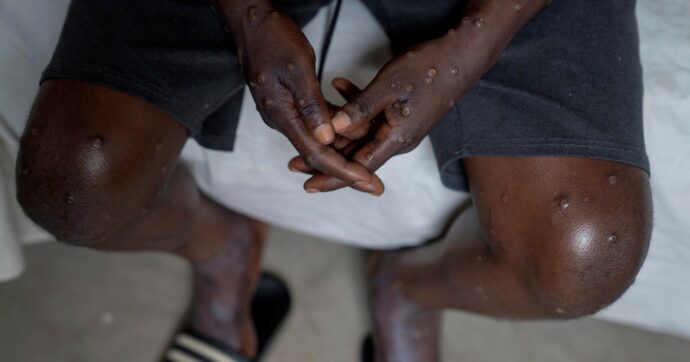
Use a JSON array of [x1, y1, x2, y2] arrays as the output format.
[[1, 0, 689, 340]]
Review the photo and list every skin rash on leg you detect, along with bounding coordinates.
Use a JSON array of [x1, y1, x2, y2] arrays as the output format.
[[16, 80, 267, 358], [369, 156, 652, 362]]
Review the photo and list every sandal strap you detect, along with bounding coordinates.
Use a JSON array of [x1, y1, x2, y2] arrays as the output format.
[[166, 332, 249, 362]]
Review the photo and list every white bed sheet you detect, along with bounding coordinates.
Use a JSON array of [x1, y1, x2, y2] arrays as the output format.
[[0, 0, 688, 340]]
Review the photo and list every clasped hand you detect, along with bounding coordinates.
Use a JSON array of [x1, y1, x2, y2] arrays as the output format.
[[242, 12, 465, 196]]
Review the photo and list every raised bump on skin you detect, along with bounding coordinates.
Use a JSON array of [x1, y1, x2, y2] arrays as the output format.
[[263, 98, 273, 108], [555, 194, 570, 210], [248, 6, 257, 20], [256, 73, 266, 84]]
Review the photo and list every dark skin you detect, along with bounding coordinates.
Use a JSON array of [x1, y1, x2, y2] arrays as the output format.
[[16, 81, 266, 358], [216, 0, 383, 194], [258, 0, 652, 360], [15, 1, 653, 361], [291, 0, 552, 193]]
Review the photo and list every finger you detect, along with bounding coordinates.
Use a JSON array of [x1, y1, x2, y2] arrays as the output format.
[[332, 79, 373, 141], [290, 132, 366, 176], [304, 123, 401, 194], [256, 83, 371, 183], [334, 135, 352, 151], [286, 66, 335, 145], [280, 113, 373, 184], [350, 123, 403, 171], [306, 173, 385, 195], [288, 152, 383, 193], [289, 132, 367, 175], [330, 76, 397, 135], [288, 156, 315, 174], [331, 77, 361, 102]]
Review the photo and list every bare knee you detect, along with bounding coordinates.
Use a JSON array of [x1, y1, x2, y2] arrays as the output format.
[[15, 81, 187, 247], [520, 200, 652, 318], [467, 157, 653, 319], [17, 128, 128, 246]]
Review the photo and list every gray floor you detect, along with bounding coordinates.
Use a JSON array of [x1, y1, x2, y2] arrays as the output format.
[[1, 228, 689, 362]]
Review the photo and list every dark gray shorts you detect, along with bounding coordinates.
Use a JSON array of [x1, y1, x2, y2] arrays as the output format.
[[43, 0, 649, 192]]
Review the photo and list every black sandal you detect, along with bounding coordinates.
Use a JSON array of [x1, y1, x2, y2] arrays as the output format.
[[361, 334, 374, 362], [165, 273, 291, 362]]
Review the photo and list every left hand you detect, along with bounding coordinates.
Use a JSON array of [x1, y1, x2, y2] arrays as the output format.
[[291, 35, 477, 194]]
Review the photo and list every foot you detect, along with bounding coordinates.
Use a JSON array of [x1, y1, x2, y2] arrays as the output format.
[[168, 273, 291, 362], [368, 252, 442, 362]]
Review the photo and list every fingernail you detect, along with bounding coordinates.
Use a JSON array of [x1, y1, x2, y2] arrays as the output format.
[[314, 124, 335, 144], [332, 112, 352, 132], [306, 188, 319, 193]]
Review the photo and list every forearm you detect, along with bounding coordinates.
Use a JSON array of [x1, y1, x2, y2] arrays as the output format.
[[443, 0, 550, 91]]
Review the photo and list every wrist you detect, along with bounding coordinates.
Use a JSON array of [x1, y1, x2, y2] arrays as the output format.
[[215, 0, 277, 47]]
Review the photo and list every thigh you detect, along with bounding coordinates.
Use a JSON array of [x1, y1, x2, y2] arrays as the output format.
[[422, 0, 648, 192], [44, 0, 330, 152], [17, 80, 188, 240]]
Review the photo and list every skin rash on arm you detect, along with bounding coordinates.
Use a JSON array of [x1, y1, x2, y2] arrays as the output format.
[[292, 0, 553, 193]]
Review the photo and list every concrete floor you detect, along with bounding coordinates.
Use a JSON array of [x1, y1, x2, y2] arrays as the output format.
[[1, 228, 689, 362]]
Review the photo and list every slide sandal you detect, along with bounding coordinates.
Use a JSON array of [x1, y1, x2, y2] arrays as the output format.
[[165, 273, 291, 362], [361, 334, 374, 362]]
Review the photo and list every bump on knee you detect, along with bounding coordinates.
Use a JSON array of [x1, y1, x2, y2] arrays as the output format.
[[525, 216, 651, 319], [16, 136, 116, 247]]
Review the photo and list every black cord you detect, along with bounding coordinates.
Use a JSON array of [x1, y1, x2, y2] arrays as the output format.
[[317, 0, 343, 83]]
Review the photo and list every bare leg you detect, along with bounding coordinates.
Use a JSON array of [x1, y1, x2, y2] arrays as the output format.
[[369, 156, 653, 362], [17, 80, 266, 358]]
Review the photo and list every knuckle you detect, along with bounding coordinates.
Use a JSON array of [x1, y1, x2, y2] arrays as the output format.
[[302, 44, 317, 62], [280, 113, 302, 131], [386, 128, 419, 154], [351, 95, 374, 119], [296, 95, 324, 121], [303, 152, 324, 170]]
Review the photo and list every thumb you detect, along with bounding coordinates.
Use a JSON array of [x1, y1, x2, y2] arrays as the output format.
[[330, 77, 395, 135]]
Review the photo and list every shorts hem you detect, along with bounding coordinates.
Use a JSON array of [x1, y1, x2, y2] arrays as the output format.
[[41, 62, 208, 134], [436, 139, 650, 191]]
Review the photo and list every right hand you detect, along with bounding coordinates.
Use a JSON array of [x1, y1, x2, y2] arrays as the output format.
[[234, 9, 377, 191]]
